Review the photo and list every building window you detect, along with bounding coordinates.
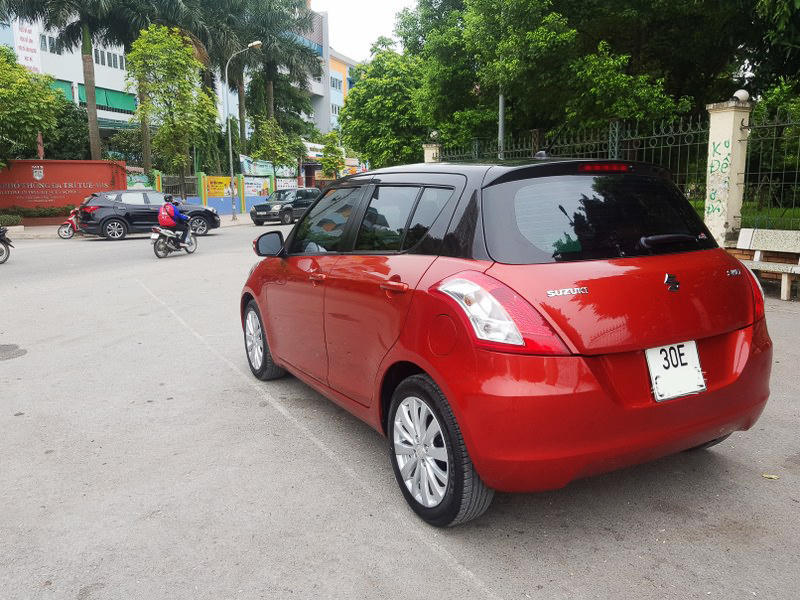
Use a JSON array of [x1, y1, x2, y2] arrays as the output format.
[[111, 53, 118, 68], [330, 76, 342, 91], [120, 55, 126, 70], [331, 104, 340, 116], [94, 48, 100, 63], [40, 34, 47, 52], [100, 50, 105, 66]]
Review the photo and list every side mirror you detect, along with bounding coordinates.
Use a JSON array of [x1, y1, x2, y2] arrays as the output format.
[[253, 231, 285, 257]]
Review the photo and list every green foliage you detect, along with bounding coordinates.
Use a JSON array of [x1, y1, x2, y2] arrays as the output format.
[[0, 45, 59, 169], [46, 97, 91, 160], [566, 42, 692, 125], [126, 26, 217, 176], [251, 116, 303, 167], [340, 46, 426, 168], [0, 215, 22, 227], [320, 132, 344, 178], [0, 205, 74, 218]]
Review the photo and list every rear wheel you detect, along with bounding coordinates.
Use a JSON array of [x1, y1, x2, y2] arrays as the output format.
[[153, 237, 169, 258], [281, 210, 293, 225], [684, 433, 732, 452], [244, 300, 285, 380], [388, 374, 494, 527], [58, 224, 74, 239], [0, 240, 9, 264], [103, 219, 127, 240], [190, 216, 209, 235]]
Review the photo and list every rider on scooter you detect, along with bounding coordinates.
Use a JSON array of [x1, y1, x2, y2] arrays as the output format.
[[158, 195, 190, 247]]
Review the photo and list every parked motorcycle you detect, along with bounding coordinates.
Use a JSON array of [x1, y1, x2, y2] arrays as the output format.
[[151, 226, 197, 258], [58, 208, 80, 239], [0, 226, 13, 264]]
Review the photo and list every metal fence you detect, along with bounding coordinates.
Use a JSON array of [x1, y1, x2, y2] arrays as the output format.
[[440, 117, 709, 212], [742, 108, 800, 230], [162, 175, 198, 197]]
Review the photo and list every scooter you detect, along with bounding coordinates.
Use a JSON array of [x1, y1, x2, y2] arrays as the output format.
[[0, 226, 13, 264], [151, 226, 197, 258], [58, 208, 80, 239]]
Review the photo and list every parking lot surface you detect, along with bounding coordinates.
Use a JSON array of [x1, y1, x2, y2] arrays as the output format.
[[2, 226, 799, 600]]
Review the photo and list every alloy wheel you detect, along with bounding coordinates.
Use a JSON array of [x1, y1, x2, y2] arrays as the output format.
[[190, 217, 208, 235], [392, 396, 449, 508], [105, 221, 125, 239], [245, 309, 264, 370]]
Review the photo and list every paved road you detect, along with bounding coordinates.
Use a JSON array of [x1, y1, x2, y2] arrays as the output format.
[[1, 226, 798, 600]]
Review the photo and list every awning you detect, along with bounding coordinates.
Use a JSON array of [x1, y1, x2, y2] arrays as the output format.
[[105, 89, 137, 112], [51, 80, 73, 101], [77, 84, 109, 108]]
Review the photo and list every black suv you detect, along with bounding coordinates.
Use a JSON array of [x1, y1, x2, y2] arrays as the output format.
[[250, 188, 321, 226], [78, 189, 221, 240]]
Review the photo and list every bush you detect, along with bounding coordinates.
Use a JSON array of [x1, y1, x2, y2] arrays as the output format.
[[0, 214, 22, 226], [0, 205, 74, 218]]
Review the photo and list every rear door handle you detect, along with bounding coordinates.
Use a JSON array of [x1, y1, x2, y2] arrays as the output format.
[[380, 280, 409, 293], [309, 273, 326, 285]]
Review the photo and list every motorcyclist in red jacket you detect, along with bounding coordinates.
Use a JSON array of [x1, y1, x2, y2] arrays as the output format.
[[158, 196, 190, 246]]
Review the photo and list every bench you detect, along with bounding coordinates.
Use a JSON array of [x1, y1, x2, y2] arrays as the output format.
[[736, 228, 800, 300]]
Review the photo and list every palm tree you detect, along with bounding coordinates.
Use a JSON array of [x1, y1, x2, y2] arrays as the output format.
[[247, 0, 322, 120], [7, 0, 116, 160]]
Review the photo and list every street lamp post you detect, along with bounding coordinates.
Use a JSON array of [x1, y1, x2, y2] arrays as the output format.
[[224, 40, 262, 221]]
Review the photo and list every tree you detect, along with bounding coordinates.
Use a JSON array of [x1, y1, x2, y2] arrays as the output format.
[[8, 0, 116, 159], [0, 46, 59, 169], [46, 96, 91, 160], [251, 116, 304, 167], [320, 132, 344, 178], [340, 42, 426, 168], [126, 25, 217, 199]]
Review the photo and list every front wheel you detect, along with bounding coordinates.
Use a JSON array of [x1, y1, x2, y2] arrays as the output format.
[[0, 240, 9, 264], [190, 216, 209, 236], [281, 210, 293, 225], [58, 224, 74, 239], [153, 237, 169, 258], [388, 374, 494, 527], [244, 300, 285, 380], [183, 233, 197, 254]]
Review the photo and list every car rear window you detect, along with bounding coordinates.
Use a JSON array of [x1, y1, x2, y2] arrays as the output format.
[[482, 174, 716, 264]]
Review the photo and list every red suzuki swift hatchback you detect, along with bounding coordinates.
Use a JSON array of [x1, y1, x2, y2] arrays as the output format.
[[240, 160, 772, 527]]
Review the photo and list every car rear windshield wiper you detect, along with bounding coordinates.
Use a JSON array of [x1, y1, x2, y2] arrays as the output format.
[[638, 233, 699, 249]]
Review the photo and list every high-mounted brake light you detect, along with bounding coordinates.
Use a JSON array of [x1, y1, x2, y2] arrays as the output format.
[[578, 163, 632, 173], [434, 272, 569, 355], [743, 264, 765, 321]]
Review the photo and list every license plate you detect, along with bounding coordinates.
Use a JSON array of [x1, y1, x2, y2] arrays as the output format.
[[645, 341, 706, 401], [256, 211, 267, 215], [150, 233, 159, 240]]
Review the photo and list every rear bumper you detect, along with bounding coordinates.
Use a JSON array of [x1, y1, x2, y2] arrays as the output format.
[[451, 319, 773, 493]]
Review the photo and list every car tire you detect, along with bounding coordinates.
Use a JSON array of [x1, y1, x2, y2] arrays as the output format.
[[190, 216, 210, 236], [281, 210, 293, 225], [388, 374, 494, 527], [103, 218, 127, 240], [244, 300, 285, 381], [684, 433, 732, 452]]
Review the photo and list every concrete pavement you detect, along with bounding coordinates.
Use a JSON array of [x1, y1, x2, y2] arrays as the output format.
[[1, 226, 799, 600]]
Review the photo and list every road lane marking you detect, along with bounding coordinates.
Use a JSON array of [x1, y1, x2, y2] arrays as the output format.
[[135, 278, 503, 600]]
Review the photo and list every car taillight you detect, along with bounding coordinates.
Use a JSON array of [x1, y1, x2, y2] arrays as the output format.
[[81, 206, 100, 213], [434, 272, 569, 355], [577, 163, 632, 172], [743, 265, 765, 321]]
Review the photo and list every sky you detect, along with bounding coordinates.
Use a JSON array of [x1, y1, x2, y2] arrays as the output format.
[[310, 0, 417, 63]]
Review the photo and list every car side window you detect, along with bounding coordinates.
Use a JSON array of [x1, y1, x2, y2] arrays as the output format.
[[117, 192, 147, 205], [401, 187, 453, 250], [145, 193, 166, 205], [289, 187, 362, 254], [353, 186, 421, 252]]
